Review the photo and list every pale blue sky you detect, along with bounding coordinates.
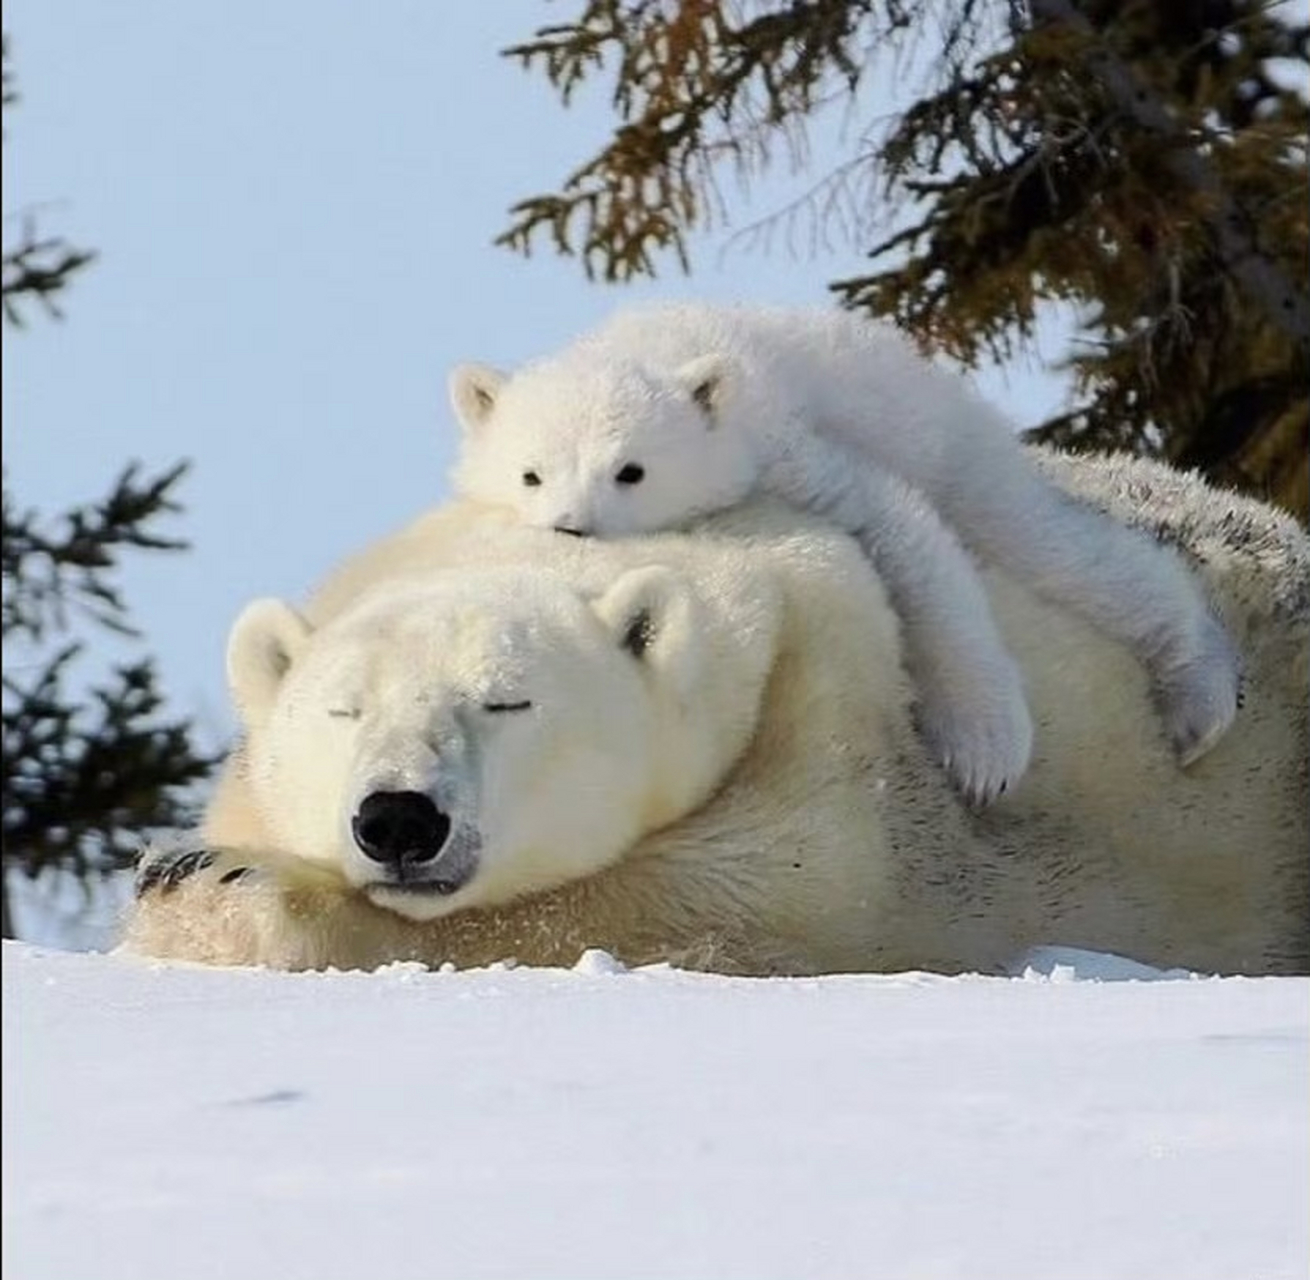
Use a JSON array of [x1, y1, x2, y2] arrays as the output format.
[[3, 1, 1072, 750]]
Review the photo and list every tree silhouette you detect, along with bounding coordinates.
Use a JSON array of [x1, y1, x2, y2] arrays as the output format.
[[2, 35, 217, 938]]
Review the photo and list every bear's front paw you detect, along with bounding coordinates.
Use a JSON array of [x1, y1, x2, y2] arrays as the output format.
[[134, 844, 257, 898], [124, 841, 371, 971]]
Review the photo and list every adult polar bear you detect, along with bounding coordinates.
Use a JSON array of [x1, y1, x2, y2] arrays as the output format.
[[124, 451, 1309, 975]]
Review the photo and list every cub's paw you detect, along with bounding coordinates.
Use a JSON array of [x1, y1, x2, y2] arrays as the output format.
[[1153, 624, 1243, 768], [916, 683, 1035, 809]]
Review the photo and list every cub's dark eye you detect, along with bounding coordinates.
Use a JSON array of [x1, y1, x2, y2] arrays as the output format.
[[483, 699, 533, 714], [522, 470, 542, 488], [615, 463, 645, 486]]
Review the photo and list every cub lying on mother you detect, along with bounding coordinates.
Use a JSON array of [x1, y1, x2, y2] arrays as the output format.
[[125, 451, 1309, 976], [451, 302, 1241, 803]]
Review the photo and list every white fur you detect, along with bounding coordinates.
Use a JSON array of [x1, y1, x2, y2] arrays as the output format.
[[217, 560, 780, 921], [451, 303, 1241, 798], [123, 453, 1308, 976]]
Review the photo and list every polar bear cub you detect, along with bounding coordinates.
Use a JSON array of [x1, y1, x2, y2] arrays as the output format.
[[449, 303, 1240, 804]]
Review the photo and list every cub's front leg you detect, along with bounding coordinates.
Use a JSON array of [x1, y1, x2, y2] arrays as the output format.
[[122, 839, 432, 972], [768, 438, 1033, 806]]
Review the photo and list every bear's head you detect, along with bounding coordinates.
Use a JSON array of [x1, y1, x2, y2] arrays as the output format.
[[448, 349, 759, 538], [225, 563, 778, 921]]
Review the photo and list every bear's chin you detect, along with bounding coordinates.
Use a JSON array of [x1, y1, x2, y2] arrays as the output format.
[[363, 882, 471, 922]]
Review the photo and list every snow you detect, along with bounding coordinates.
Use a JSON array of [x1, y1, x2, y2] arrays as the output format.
[[4, 941, 1306, 1280]]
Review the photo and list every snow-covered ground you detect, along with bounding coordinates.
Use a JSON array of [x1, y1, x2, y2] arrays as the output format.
[[4, 941, 1306, 1280]]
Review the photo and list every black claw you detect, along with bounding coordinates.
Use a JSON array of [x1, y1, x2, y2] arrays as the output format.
[[135, 860, 169, 898], [218, 866, 254, 885], [165, 849, 214, 891], [136, 849, 214, 898]]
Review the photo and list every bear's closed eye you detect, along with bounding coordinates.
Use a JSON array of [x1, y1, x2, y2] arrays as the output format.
[[483, 700, 533, 713]]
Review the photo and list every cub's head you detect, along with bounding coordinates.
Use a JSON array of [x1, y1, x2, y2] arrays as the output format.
[[226, 564, 776, 921], [448, 350, 759, 537]]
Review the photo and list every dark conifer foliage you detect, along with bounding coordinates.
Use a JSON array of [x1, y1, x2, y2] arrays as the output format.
[[2, 37, 217, 937]]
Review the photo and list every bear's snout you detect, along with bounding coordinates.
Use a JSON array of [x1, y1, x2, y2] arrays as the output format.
[[351, 791, 453, 872]]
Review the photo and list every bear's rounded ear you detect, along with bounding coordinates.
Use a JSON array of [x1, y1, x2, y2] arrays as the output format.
[[674, 353, 735, 423], [449, 363, 507, 433], [226, 598, 313, 729], [593, 566, 703, 699]]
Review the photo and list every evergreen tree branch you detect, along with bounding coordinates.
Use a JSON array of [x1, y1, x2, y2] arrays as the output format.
[[2, 34, 217, 933], [1, 38, 95, 326], [2, 650, 219, 881], [1, 219, 97, 327], [1027, 0, 1310, 355], [2, 464, 191, 643]]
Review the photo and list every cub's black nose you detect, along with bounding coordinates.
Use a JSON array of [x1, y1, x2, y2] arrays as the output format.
[[553, 525, 590, 538], [351, 791, 451, 867]]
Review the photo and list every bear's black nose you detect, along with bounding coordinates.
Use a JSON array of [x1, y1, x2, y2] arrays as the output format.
[[351, 791, 451, 867], [553, 525, 591, 538]]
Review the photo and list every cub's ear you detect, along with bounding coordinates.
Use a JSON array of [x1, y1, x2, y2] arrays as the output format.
[[226, 598, 313, 730], [674, 353, 735, 422], [448, 363, 507, 433], [592, 566, 703, 700]]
